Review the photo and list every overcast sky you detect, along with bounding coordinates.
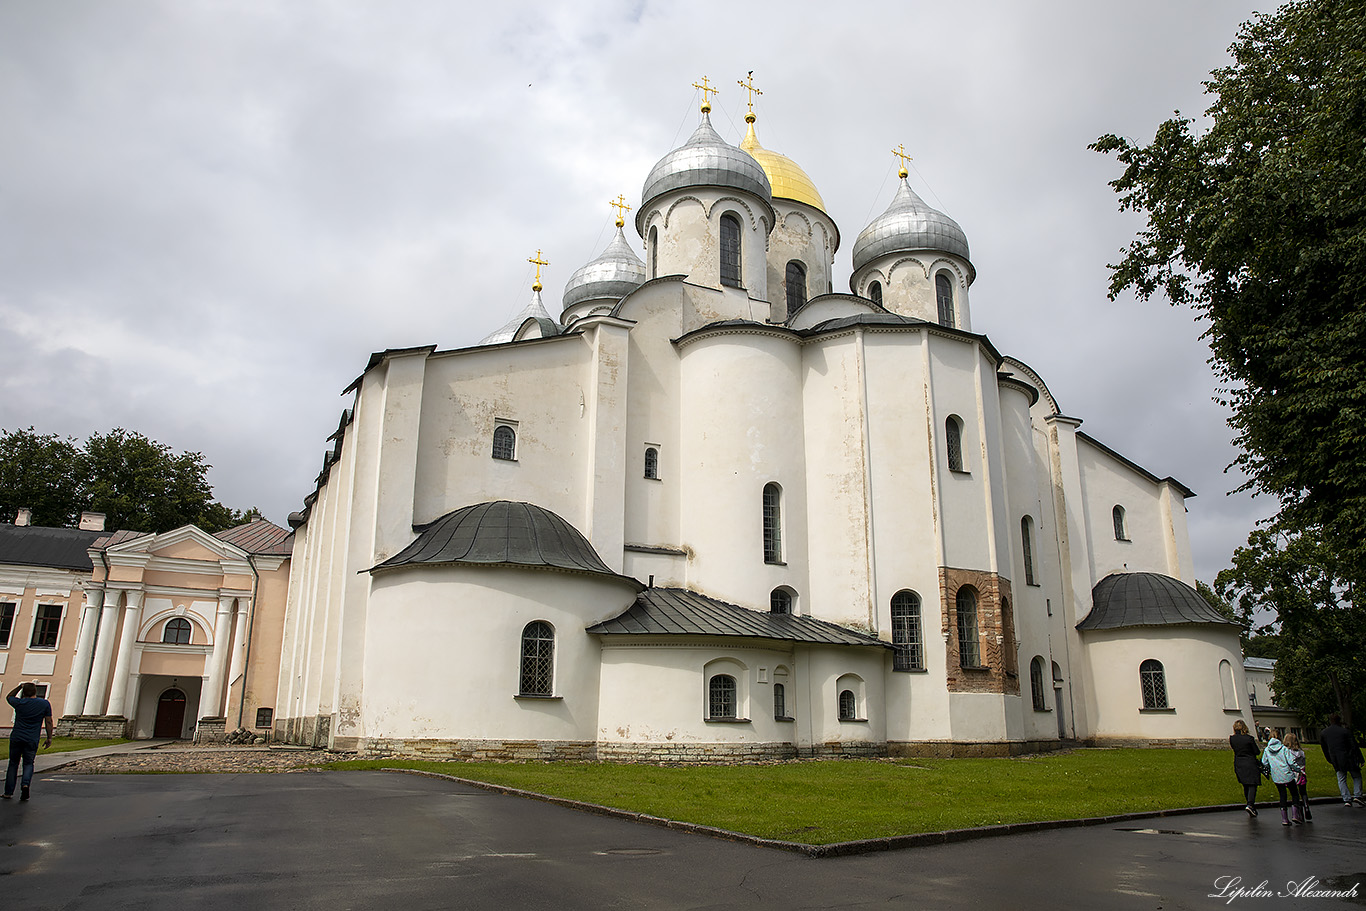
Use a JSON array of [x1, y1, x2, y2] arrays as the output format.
[[0, 0, 1277, 584]]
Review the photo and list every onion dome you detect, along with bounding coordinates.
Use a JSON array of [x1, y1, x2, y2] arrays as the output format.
[[562, 224, 646, 311], [739, 118, 825, 213], [479, 287, 556, 346], [636, 111, 772, 235], [851, 175, 971, 273]]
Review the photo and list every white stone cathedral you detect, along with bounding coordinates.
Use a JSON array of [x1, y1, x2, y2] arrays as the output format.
[[277, 85, 1250, 759]]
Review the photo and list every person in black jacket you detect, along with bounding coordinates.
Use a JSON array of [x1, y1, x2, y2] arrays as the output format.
[[1319, 714, 1365, 807], [1231, 719, 1263, 817]]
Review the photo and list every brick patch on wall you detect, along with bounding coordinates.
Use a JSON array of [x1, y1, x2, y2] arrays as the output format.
[[939, 566, 1020, 696]]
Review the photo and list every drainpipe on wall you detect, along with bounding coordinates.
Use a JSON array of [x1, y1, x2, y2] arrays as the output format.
[[235, 554, 260, 731]]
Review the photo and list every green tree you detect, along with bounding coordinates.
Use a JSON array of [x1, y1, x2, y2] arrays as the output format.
[[0, 426, 254, 534], [1215, 527, 1366, 727], [0, 428, 84, 527], [1091, 0, 1366, 576]]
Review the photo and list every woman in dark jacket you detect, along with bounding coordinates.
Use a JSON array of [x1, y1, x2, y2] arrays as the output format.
[[1231, 719, 1262, 816]]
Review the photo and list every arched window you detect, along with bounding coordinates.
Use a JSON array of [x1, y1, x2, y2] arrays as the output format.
[[838, 689, 857, 721], [1030, 656, 1047, 711], [163, 617, 192, 645], [708, 674, 737, 719], [785, 260, 807, 317], [719, 213, 742, 287], [773, 682, 787, 719], [1220, 659, 1238, 710], [1021, 516, 1036, 585], [1113, 505, 1127, 541], [649, 226, 659, 279], [868, 280, 882, 306], [518, 621, 554, 696], [1140, 659, 1168, 709], [770, 588, 792, 614], [945, 416, 964, 472], [890, 590, 923, 671], [762, 482, 782, 564], [492, 425, 516, 461], [936, 272, 955, 327], [644, 446, 659, 479], [956, 586, 981, 668]]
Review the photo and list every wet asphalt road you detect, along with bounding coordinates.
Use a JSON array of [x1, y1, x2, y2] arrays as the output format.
[[1, 770, 1363, 910]]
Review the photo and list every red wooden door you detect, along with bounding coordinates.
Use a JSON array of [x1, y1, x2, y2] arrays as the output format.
[[153, 689, 187, 739]]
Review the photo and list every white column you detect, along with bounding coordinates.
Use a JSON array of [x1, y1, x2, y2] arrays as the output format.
[[225, 600, 251, 725], [82, 592, 123, 715], [105, 591, 145, 718], [200, 597, 235, 719], [63, 589, 105, 716]]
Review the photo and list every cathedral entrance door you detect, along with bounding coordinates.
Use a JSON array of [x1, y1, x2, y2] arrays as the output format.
[[154, 689, 187, 739]]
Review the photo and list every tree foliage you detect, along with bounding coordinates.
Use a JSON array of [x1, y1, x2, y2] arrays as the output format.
[[0, 426, 255, 534], [1216, 527, 1365, 727], [1091, 0, 1366, 576]]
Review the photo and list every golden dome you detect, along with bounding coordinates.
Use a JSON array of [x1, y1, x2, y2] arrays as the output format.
[[740, 121, 826, 213]]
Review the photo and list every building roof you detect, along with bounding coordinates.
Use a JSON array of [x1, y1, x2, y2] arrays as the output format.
[[637, 112, 773, 234], [480, 289, 559, 346], [1078, 572, 1239, 631], [739, 119, 826, 214], [562, 224, 646, 311], [214, 519, 294, 556], [370, 500, 638, 586], [0, 523, 105, 572], [588, 587, 890, 648], [852, 176, 972, 274], [1244, 656, 1276, 671]]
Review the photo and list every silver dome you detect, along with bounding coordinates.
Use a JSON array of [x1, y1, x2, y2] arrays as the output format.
[[562, 226, 646, 310], [851, 177, 971, 272], [480, 290, 559, 346], [636, 113, 772, 234]]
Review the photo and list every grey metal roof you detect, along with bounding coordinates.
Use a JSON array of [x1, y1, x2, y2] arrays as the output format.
[[637, 113, 772, 233], [480, 291, 559, 346], [562, 225, 646, 310], [1078, 572, 1239, 631], [851, 177, 971, 272], [0, 523, 104, 572], [588, 587, 890, 648], [370, 500, 637, 584], [1244, 657, 1276, 671], [215, 519, 294, 556]]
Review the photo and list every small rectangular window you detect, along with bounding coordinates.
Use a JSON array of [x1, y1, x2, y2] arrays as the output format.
[[34, 684, 49, 699], [30, 604, 62, 649], [0, 602, 16, 647], [255, 707, 274, 728]]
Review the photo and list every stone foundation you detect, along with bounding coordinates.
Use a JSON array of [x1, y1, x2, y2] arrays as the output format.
[[360, 738, 597, 762], [1084, 736, 1228, 750], [55, 715, 129, 739], [194, 717, 227, 743], [597, 741, 799, 763], [798, 741, 886, 759], [888, 739, 1074, 758]]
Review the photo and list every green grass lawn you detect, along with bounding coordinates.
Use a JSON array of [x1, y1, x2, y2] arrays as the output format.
[[326, 748, 1343, 845], [43, 737, 131, 754]]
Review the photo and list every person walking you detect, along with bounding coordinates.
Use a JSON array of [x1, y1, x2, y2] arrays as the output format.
[[1261, 734, 1303, 825], [1319, 714, 1365, 807], [1230, 719, 1262, 817], [1283, 732, 1313, 822], [4, 681, 53, 801]]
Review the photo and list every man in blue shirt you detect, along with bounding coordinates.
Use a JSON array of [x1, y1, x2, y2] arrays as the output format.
[[4, 681, 53, 801]]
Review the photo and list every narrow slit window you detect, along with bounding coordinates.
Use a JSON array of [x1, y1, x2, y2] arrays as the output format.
[[762, 483, 782, 564], [936, 272, 955, 327], [890, 590, 923, 671], [1113, 505, 1127, 541], [719, 213, 742, 287], [1030, 656, 1047, 711], [946, 416, 964, 472], [868, 280, 882, 306], [644, 446, 659, 479], [785, 260, 807, 317], [1021, 516, 1036, 585], [956, 587, 981, 668]]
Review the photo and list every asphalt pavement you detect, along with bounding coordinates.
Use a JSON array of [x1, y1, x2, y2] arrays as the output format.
[[1, 766, 1363, 910]]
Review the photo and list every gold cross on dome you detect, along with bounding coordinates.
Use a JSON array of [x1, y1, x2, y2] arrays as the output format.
[[610, 194, 632, 227], [737, 71, 762, 115], [528, 249, 549, 291], [891, 144, 913, 178], [691, 76, 719, 113]]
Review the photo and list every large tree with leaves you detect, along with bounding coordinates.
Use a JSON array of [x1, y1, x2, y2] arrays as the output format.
[[0, 426, 255, 534], [1216, 527, 1365, 727], [1091, 0, 1366, 576]]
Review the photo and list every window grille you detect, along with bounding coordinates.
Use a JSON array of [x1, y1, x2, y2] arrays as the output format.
[[762, 483, 782, 563], [890, 590, 923, 671], [956, 587, 981, 668], [838, 689, 856, 721], [709, 674, 736, 719], [1140, 659, 1168, 709], [719, 214, 742, 287], [0, 602, 15, 648], [1112, 505, 1127, 541], [1021, 516, 1036, 585], [30, 604, 61, 649], [492, 425, 517, 461], [946, 417, 964, 472], [255, 707, 273, 728], [785, 261, 807, 317], [163, 617, 192, 644], [1030, 657, 1047, 711], [868, 281, 882, 306], [773, 683, 786, 719], [644, 446, 659, 479], [519, 621, 554, 696], [936, 272, 955, 327], [770, 588, 791, 614]]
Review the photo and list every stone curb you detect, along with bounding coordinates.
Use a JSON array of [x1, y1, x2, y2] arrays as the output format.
[[382, 767, 1348, 858]]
